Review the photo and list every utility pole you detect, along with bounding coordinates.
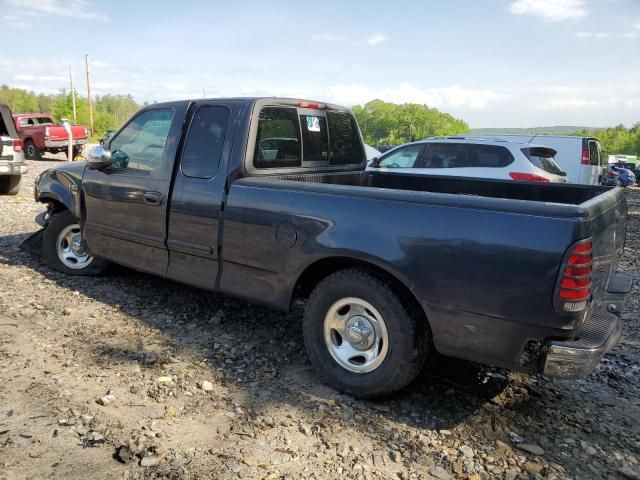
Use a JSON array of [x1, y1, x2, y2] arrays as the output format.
[[85, 54, 94, 135], [68, 65, 77, 123]]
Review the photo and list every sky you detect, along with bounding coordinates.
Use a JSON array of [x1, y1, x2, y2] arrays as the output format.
[[1, 0, 639, 128]]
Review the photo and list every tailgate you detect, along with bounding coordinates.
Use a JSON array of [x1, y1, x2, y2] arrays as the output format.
[[583, 188, 627, 301], [49, 126, 87, 141]]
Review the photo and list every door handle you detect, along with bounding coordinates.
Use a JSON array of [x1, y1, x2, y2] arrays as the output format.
[[143, 191, 163, 205]]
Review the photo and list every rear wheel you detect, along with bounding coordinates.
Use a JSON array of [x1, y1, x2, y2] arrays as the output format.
[[24, 139, 41, 160], [42, 210, 108, 275], [303, 268, 428, 398], [0, 175, 21, 195]]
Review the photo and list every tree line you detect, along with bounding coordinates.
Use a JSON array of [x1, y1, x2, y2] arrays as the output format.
[[0, 85, 140, 140], [2, 85, 638, 156]]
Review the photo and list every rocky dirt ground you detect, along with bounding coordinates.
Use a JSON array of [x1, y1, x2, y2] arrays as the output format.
[[0, 159, 639, 480]]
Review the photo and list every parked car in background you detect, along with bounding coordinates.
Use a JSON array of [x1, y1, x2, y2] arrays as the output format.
[[29, 97, 630, 397], [364, 144, 380, 162], [13, 113, 88, 160], [0, 104, 27, 195], [463, 135, 604, 185], [603, 165, 636, 187], [368, 137, 569, 183]]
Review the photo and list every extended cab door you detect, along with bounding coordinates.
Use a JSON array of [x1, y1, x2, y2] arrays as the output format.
[[82, 103, 187, 276], [165, 103, 235, 289]]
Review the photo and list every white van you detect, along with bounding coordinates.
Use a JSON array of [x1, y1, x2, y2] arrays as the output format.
[[462, 135, 604, 185]]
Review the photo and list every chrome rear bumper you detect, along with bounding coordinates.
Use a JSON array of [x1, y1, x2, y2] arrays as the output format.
[[543, 310, 622, 379]]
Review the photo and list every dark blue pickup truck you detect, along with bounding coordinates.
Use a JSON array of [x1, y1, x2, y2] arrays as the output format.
[[30, 97, 631, 397]]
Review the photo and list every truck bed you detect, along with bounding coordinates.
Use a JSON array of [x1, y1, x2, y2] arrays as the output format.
[[253, 170, 624, 220]]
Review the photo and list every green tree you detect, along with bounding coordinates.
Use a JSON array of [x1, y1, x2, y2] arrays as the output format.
[[352, 100, 468, 146]]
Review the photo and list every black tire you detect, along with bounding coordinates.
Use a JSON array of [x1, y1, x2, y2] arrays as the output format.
[[72, 146, 83, 159], [303, 268, 428, 398], [24, 139, 41, 160], [42, 210, 108, 275], [0, 175, 21, 195]]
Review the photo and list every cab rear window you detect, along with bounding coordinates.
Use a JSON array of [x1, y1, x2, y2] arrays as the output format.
[[253, 107, 363, 169], [522, 147, 564, 175]]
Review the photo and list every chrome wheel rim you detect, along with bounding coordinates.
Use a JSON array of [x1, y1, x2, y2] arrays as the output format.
[[56, 224, 93, 269], [323, 297, 389, 373]]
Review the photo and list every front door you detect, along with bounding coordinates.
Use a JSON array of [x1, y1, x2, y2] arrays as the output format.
[[82, 104, 186, 276]]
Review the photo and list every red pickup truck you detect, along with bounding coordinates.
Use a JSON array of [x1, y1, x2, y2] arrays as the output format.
[[13, 114, 88, 160]]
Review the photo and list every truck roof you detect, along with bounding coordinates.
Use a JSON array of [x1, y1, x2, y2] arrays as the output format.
[[147, 97, 351, 112]]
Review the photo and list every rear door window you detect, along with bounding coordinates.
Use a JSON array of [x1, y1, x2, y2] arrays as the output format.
[[180, 106, 230, 179], [254, 107, 302, 168], [588, 140, 602, 166], [467, 145, 514, 168], [418, 143, 467, 168], [521, 147, 563, 175], [378, 144, 425, 168]]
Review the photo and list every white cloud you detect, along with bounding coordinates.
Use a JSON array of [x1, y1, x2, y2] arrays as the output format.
[[575, 31, 610, 38], [311, 34, 346, 41], [364, 33, 387, 46], [14, 74, 35, 81], [634, 21, 640, 30], [622, 32, 637, 38], [326, 83, 507, 110], [4, 0, 108, 20], [509, 0, 587, 21], [1, 13, 29, 28]]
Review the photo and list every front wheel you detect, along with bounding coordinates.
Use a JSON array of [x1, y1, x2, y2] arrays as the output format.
[[303, 268, 428, 398], [42, 210, 108, 275]]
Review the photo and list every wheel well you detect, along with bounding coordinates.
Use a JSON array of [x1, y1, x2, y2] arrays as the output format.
[[41, 197, 67, 214], [293, 257, 429, 329]]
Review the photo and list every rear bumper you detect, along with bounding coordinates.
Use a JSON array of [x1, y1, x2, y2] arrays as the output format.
[[542, 310, 622, 379], [0, 160, 28, 175], [543, 269, 632, 379], [44, 139, 87, 148]]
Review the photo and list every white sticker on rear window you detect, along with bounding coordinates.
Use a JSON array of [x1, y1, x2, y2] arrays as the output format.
[[306, 116, 320, 132]]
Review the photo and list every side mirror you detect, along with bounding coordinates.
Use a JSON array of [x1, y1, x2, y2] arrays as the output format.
[[559, 171, 567, 177], [87, 146, 113, 170], [370, 157, 380, 168]]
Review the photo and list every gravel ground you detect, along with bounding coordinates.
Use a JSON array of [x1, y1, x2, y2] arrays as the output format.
[[1, 159, 639, 480]]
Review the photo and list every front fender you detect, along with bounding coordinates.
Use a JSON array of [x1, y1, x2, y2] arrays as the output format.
[[36, 161, 86, 218]]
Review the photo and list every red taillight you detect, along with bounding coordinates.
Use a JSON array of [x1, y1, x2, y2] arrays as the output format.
[[298, 101, 326, 109], [45, 126, 50, 139], [581, 149, 590, 165], [12, 139, 23, 152], [509, 172, 551, 182], [557, 240, 592, 311]]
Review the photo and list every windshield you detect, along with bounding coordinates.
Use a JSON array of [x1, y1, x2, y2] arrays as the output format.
[[521, 147, 564, 176]]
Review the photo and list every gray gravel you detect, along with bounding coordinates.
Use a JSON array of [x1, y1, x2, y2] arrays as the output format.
[[0, 159, 638, 480]]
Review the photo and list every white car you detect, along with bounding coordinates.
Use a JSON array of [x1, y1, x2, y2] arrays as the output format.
[[367, 137, 569, 183], [463, 134, 602, 185]]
